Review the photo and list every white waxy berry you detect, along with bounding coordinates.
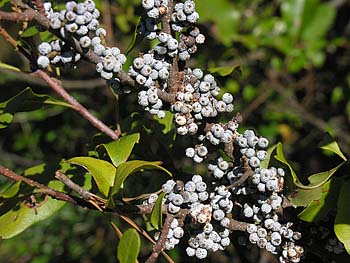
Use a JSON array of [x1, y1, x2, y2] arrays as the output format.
[[258, 137, 269, 148], [101, 70, 113, 80], [136, 74, 147, 85], [221, 237, 230, 247], [167, 38, 178, 50], [186, 247, 195, 257], [195, 248, 207, 259], [199, 81, 211, 92], [185, 181, 196, 192], [175, 115, 187, 126], [79, 36, 91, 48], [187, 12, 199, 24], [245, 148, 256, 158], [247, 224, 258, 234], [243, 205, 254, 218], [65, 23, 78, 32], [188, 123, 198, 135], [172, 194, 184, 206], [142, 0, 154, 9], [158, 32, 169, 43], [271, 232, 282, 246], [257, 150, 267, 160], [173, 227, 184, 238], [185, 147, 195, 158], [192, 175, 202, 183], [162, 179, 175, 193], [38, 42, 52, 55], [37, 56, 50, 68], [213, 168, 225, 179], [196, 182, 207, 192], [133, 57, 144, 69], [213, 209, 225, 221], [168, 202, 180, 214], [257, 228, 268, 238], [196, 145, 208, 157], [148, 193, 158, 204], [147, 7, 159, 19], [158, 68, 169, 79], [96, 28, 107, 37], [249, 156, 260, 168], [183, 0, 195, 14], [222, 93, 233, 104]]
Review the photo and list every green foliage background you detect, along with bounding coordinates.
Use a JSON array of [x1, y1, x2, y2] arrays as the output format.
[[0, 0, 349, 262]]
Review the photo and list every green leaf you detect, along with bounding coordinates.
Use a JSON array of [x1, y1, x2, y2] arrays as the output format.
[[0, 87, 72, 129], [66, 157, 117, 197], [321, 141, 347, 161], [20, 26, 39, 37], [0, 181, 21, 198], [153, 111, 174, 134], [196, 0, 240, 45], [298, 178, 342, 222], [0, 197, 66, 239], [150, 192, 165, 230], [208, 65, 241, 77], [300, 3, 336, 42], [334, 180, 350, 254], [0, 61, 20, 72], [125, 17, 143, 55], [110, 160, 172, 197], [260, 144, 278, 169], [100, 133, 140, 167], [0, 0, 10, 8], [289, 187, 323, 207], [304, 162, 344, 189], [274, 142, 300, 187], [117, 228, 140, 263]]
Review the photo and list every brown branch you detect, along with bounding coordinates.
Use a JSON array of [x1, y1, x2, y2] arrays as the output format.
[[55, 171, 92, 200], [34, 0, 46, 15], [0, 165, 79, 205], [32, 70, 119, 140], [229, 218, 249, 231], [146, 215, 174, 263], [226, 156, 254, 190], [160, 0, 173, 35]]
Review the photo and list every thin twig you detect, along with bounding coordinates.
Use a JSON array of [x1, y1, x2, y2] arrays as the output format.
[[32, 70, 119, 140], [0, 165, 79, 205], [55, 171, 92, 200], [146, 215, 174, 263]]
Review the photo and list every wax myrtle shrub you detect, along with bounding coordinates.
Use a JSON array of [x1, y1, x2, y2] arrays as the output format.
[[0, 0, 349, 262]]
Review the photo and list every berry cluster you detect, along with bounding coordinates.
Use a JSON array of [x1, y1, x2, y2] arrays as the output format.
[[37, 1, 126, 83], [34, 1, 305, 262], [138, 0, 204, 61]]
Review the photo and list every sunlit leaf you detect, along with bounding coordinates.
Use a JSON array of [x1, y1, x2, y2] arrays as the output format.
[[100, 133, 140, 167], [153, 111, 174, 134], [110, 160, 172, 197], [66, 157, 116, 197], [321, 141, 347, 161], [125, 17, 143, 55], [20, 26, 39, 37], [0, 181, 21, 198], [260, 144, 278, 169], [334, 180, 350, 254], [117, 228, 140, 263], [150, 192, 165, 230], [208, 65, 241, 77]]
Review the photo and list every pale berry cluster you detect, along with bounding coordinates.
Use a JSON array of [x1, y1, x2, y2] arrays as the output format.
[[171, 68, 233, 136], [138, 0, 204, 60], [37, 1, 126, 83]]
